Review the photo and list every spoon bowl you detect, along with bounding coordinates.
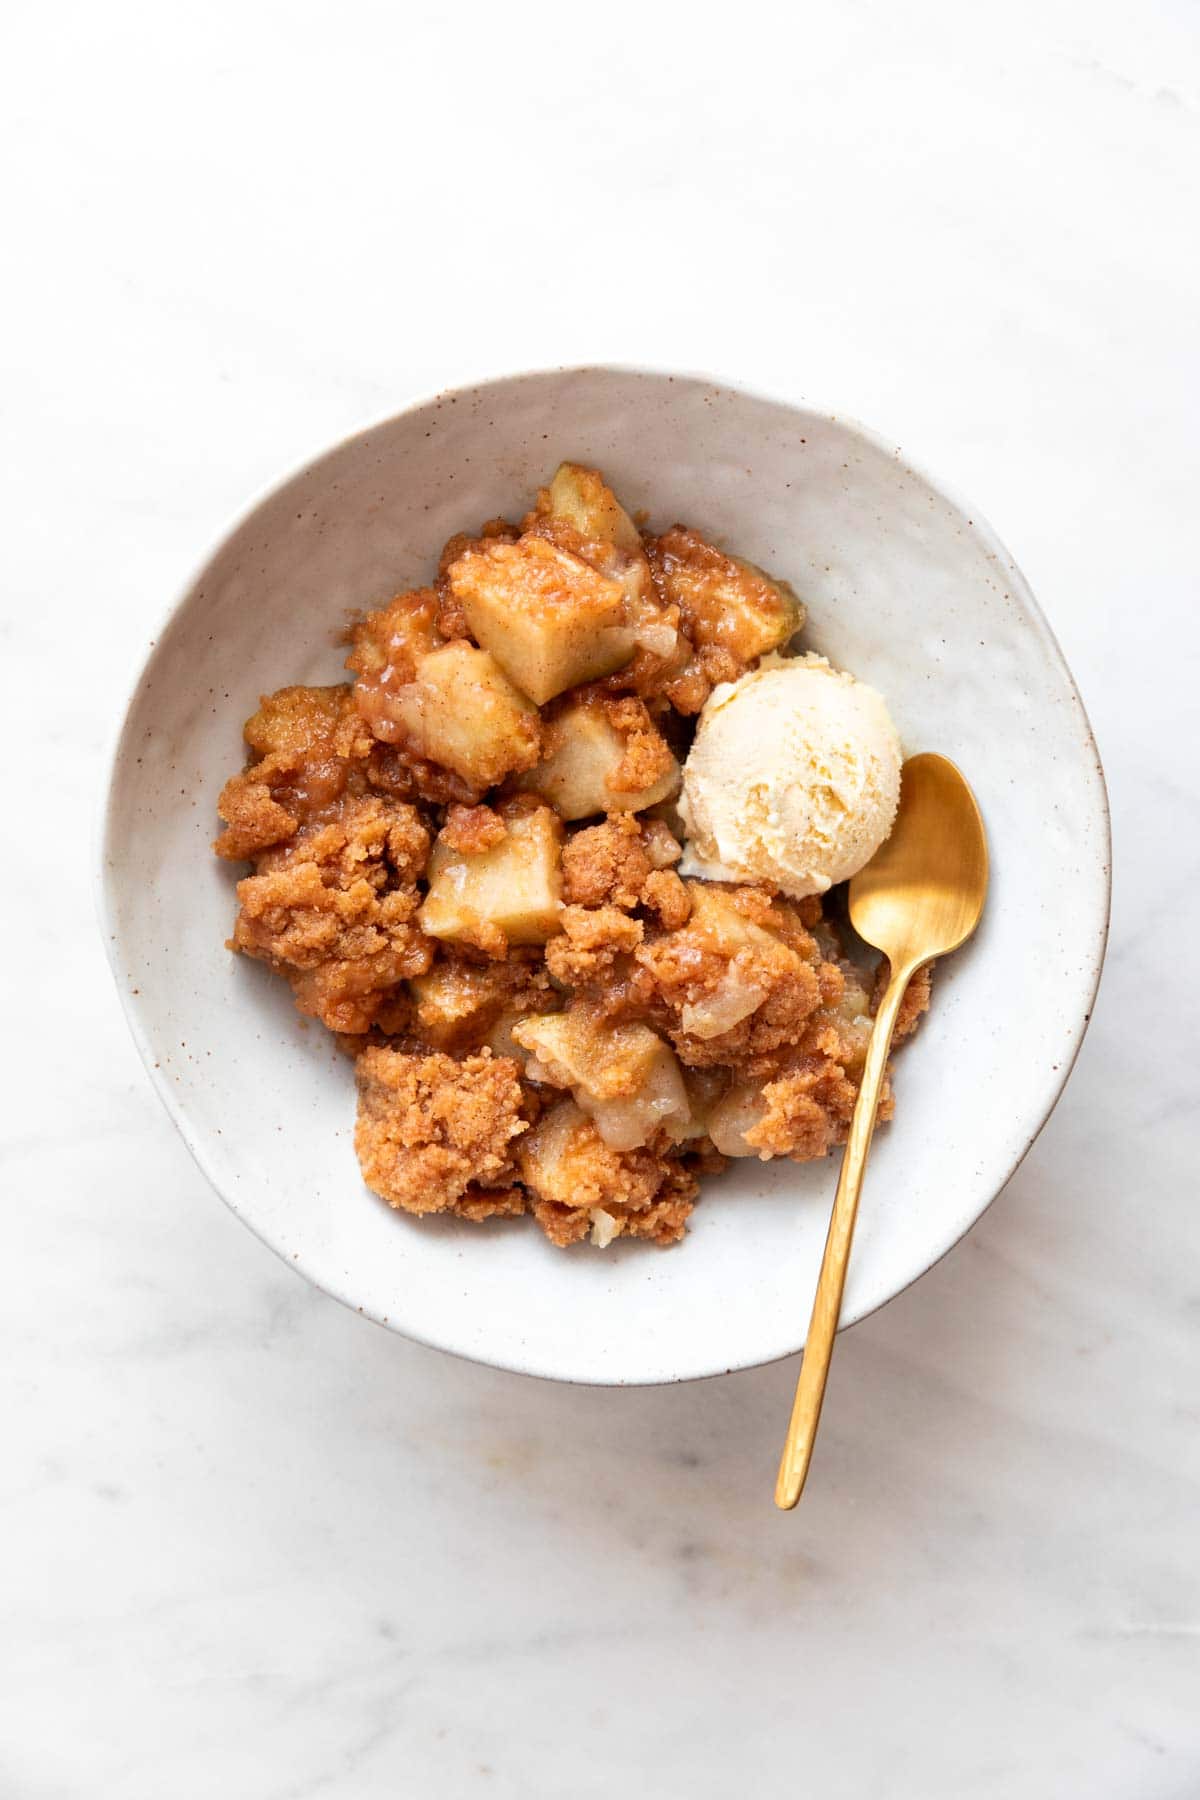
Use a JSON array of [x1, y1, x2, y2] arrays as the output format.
[[850, 752, 989, 972]]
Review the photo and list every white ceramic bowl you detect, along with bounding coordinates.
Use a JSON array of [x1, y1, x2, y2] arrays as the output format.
[[100, 367, 1110, 1385]]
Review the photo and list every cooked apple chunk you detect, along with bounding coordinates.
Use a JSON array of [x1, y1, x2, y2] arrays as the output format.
[[674, 1067, 731, 1143], [512, 1004, 689, 1150], [346, 587, 442, 685], [516, 698, 680, 820], [706, 1082, 770, 1158], [674, 898, 784, 1038], [408, 960, 514, 1051], [348, 587, 540, 791], [419, 804, 563, 950], [367, 640, 540, 788], [447, 534, 635, 704], [531, 464, 685, 670], [409, 956, 558, 1054], [540, 462, 643, 555], [649, 526, 803, 661], [635, 881, 819, 1062], [516, 1098, 657, 1207], [516, 1099, 591, 1205], [684, 881, 790, 954], [359, 644, 543, 792], [516, 1100, 697, 1247], [708, 1062, 854, 1162]]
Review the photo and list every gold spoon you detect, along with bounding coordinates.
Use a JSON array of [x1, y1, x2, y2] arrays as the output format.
[[775, 753, 989, 1510]]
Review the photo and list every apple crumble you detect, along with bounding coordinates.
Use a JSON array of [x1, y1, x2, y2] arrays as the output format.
[[214, 464, 929, 1248]]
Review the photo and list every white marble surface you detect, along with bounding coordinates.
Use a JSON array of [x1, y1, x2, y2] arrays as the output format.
[[2, 1, 1197, 1793]]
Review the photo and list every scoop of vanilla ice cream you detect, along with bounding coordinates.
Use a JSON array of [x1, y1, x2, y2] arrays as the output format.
[[677, 654, 902, 898]]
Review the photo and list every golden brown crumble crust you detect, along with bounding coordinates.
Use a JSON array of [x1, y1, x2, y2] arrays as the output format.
[[561, 814, 654, 909], [544, 905, 644, 986], [354, 1047, 528, 1216]]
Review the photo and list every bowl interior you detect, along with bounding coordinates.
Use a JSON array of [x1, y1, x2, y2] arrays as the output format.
[[101, 368, 1109, 1383]]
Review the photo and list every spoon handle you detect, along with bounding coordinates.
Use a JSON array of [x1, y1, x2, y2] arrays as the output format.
[[774, 962, 917, 1510]]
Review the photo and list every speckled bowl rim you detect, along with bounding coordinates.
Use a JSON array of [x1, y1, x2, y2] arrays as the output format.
[[96, 363, 1112, 1385]]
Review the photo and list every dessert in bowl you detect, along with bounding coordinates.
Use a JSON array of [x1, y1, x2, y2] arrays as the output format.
[[214, 460, 925, 1251], [100, 367, 1109, 1382]]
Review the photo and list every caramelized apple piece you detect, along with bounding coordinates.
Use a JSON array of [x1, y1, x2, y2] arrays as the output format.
[[710, 1060, 856, 1163], [370, 640, 540, 788], [513, 1004, 689, 1150], [680, 964, 768, 1040], [515, 1097, 659, 1213], [672, 1068, 731, 1143], [517, 1099, 698, 1247], [409, 956, 558, 1056], [649, 526, 803, 661], [346, 587, 442, 685], [635, 882, 820, 1064], [447, 535, 635, 705], [407, 960, 509, 1051], [516, 698, 680, 820], [348, 588, 540, 790], [707, 1083, 771, 1158], [483, 1001, 553, 1063], [517, 1100, 594, 1204], [684, 881, 789, 953], [542, 462, 643, 555], [419, 805, 563, 949]]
